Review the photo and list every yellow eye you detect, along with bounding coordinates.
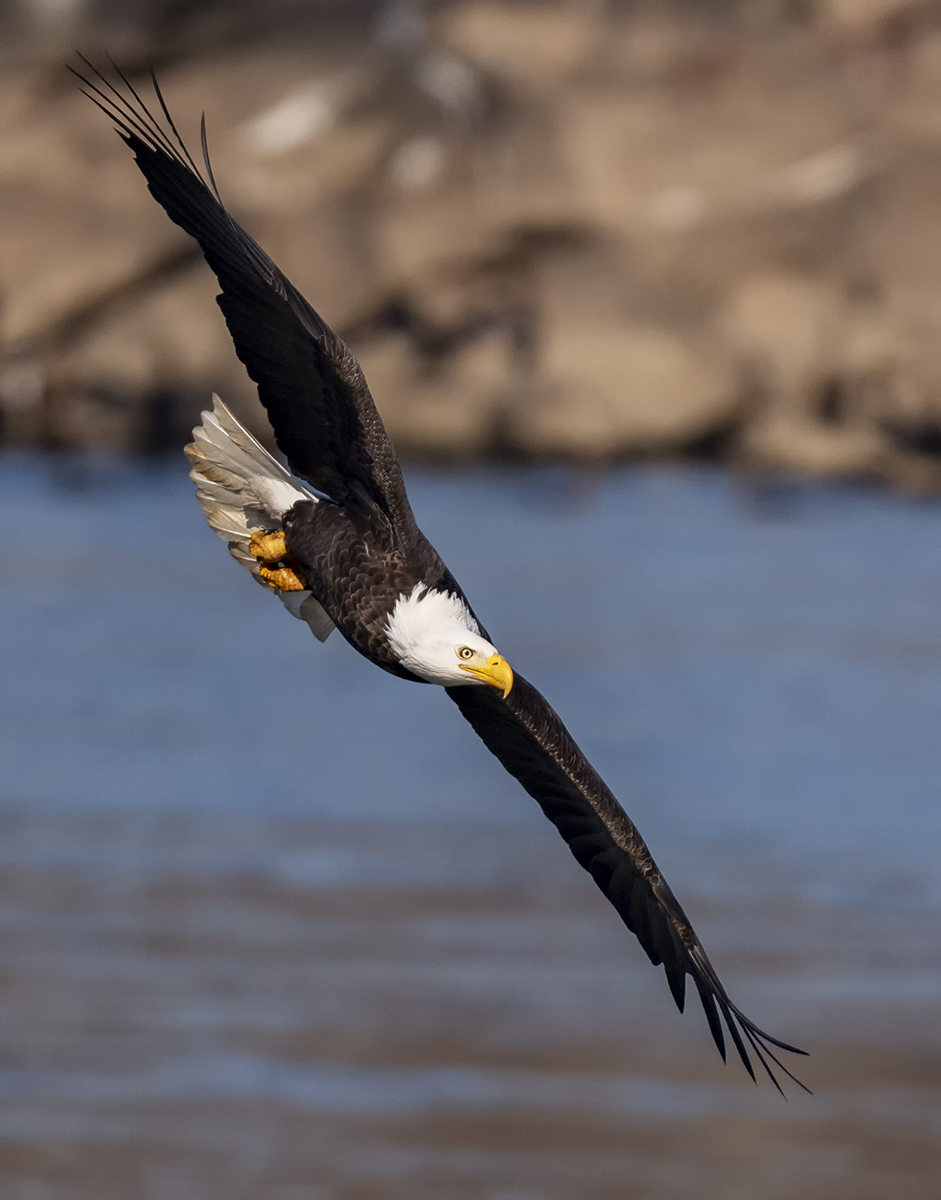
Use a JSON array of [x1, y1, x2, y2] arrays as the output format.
[[457, 646, 475, 660]]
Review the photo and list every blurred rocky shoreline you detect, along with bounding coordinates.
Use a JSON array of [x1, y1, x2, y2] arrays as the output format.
[[5, 0, 941, 487]]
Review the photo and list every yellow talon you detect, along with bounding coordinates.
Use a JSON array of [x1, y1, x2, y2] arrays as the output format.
[[249, 529, 307, 591], [250, 529, 289, 563], [258, 564, 307, 591]]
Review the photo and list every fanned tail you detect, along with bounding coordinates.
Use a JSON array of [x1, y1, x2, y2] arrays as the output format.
[[185, 396, 335, 642]]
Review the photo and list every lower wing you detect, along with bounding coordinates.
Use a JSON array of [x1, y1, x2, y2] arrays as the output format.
[[446, 674, 808, 1093]]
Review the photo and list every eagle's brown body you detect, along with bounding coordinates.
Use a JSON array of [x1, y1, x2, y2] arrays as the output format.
[[76, 59, 807, 1093]]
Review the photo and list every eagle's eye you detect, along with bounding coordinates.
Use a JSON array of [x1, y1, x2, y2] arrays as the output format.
[[457, 646, 475, 660]]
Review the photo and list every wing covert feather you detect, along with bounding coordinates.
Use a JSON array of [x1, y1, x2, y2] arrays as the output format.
[[447, 675, 808, 1093]]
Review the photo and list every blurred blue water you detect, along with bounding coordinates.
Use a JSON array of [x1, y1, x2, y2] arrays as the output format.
[[1, 454, 940, 894], [2, 455, 941, 1196]]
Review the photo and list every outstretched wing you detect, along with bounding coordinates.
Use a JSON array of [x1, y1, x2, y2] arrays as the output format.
[[447, 674, 809, 1093], [74, 60, 414, 541]]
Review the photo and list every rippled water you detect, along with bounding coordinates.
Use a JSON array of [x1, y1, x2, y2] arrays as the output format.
[[1, 454, 940, 1198]]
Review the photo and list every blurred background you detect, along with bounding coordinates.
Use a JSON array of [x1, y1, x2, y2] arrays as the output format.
[[2, 1, 941, 1197]]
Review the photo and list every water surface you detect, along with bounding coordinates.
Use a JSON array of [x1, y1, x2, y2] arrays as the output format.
[[0, 456, 940, 1198]]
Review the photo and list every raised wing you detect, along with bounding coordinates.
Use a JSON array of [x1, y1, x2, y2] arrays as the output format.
[[74, 60, 414, 541], [447, 674, 808, 1093]]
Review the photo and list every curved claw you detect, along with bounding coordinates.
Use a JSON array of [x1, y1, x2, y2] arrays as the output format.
[[250, 530, 288, 562], [250, 529, 308, 591], [258, 563, 307, 591]]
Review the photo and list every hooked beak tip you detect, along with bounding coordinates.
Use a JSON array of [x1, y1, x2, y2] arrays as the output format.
[[460, 652, 513, 698]]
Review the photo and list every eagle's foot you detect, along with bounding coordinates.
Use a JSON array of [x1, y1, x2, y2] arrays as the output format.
[[250, 529, 288, 563], [258, 563, 307, 591], [250, 529, 307, 592]]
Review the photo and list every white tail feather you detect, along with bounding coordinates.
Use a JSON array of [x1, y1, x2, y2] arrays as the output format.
[[185, 395, 336, 642]]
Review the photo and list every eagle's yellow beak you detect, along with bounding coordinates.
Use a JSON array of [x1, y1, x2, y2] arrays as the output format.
[[460, 653, 514, 698]]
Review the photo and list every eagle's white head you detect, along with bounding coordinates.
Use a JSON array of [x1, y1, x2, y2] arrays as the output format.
[[385, 585, 513, 695]]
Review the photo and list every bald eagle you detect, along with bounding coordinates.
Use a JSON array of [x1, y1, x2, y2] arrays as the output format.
[[77, 62, 807, 1092]]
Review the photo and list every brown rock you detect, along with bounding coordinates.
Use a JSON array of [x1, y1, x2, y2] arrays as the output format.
[[740, 412, 887, 478], [0, 72, 180, 346], [439, 2, 598, 90], [1, 16, 941, 489], [557, 83, 858, 242], [514, 324, 740, 458], [375, 176, 501, 288], [721, 273, 844, 400], [817, 0, 919, 37], [888, 33, 941, 144], [355, 330, 512, 458], [55, 268, 242, 395]]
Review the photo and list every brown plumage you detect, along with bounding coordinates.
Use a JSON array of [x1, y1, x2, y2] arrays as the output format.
[[76, 59, 808, 1092]]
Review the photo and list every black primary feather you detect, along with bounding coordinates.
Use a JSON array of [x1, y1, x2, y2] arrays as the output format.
[[78, 61, 809, 1093], [71, 57, 417, 544], [447, 678, 810, 1095]]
